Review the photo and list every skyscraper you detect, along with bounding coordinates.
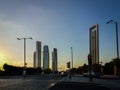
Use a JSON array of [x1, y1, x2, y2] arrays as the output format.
[[90, 24, 99, 64], [43, 45, 49, 69], [52, 48, 57, 72], [33, 51, 36, 68], [36, 41, 41, 68]]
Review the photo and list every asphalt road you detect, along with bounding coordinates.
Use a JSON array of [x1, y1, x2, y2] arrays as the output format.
[[0, 74, 61, 80], [0, 79, 52, 90], [0, 75, 120, 90], [49, 81, 110, 90], [0, 74, 61, 90]]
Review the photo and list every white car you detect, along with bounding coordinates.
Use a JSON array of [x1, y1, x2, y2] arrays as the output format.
[[83, 71, 95, 77], [60, 71, 67, 76], [83, 71, 100, 78]]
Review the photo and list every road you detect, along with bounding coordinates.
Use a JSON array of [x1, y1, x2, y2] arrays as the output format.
[[0, 75, 120, 90], [0, 74, 61, 90], [0, 79, 50, 90], [49, 75, 120, 90], [49, 82, 110, 90]]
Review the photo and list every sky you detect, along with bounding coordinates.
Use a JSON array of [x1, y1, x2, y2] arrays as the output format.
[[0, 0, 120, 71]]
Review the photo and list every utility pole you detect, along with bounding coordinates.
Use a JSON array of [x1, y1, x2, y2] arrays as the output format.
[[71, 47, 73, 69], [17, 37, 32, 77]]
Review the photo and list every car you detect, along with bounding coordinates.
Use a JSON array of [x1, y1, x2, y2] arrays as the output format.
[[83, 71, 95, 77], [83, 71, 100, 78], [60, 71, 67, 76]]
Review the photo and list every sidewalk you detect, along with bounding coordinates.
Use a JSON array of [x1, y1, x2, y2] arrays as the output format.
[[61, 76, 120, 89]]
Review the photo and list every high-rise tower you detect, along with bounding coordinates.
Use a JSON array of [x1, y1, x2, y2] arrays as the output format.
[[43, 45, 49, 69], [89, 24, 99, 64], [36, 41, 41, 67], [33, 51, 36, 68], [52, 48, 57, 72]]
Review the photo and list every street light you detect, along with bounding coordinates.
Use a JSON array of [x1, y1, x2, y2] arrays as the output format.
[[106, 20, 119, 59], [71, 47, 73, 69], [17, 37, 32, 76]]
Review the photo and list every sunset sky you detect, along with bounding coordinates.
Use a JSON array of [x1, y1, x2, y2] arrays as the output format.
[[0, 0, 120, 71]]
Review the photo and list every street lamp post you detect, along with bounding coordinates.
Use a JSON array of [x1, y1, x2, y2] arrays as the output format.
[[17, 37, 32, 77], [71, 47, 73, 69], [106, 20, 119, 59]]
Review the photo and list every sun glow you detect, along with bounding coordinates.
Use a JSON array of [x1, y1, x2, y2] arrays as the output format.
[[0, 52, 7, 69], [0, 52, 7, 62]]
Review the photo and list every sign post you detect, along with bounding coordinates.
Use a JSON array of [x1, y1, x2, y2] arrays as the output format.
[[88, 54, 93, 82], [67, 62, 71, 79]]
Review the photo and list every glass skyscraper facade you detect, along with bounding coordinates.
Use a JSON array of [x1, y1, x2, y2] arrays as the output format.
[[43, 45, 49, 69], [52, 48, 57, 72], [36, 41, 41, 67]]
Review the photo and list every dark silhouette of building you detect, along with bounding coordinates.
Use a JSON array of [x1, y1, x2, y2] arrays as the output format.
[[52, 48, 57, 72], [33, 51, 36, 68]]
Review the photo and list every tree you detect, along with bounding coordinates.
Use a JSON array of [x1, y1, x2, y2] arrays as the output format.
[[3, 63, 42, 75], [82, 64, 88, 73], [76, 67, 82, 74], [43, 68, 52, 74], [3, 63, 23, 75], [92, 64, 101, 72], [103, 62, 114, 75], [71, 68, 77, 74], [112, 58, 120, 76]]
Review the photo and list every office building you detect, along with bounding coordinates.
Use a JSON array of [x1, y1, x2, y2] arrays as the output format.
[[36, 41, 41, 67], [52, 48, 57, 72], [33, 51, 36, 68], [89, 24, 99, 64], [43, 45, 49, 69]]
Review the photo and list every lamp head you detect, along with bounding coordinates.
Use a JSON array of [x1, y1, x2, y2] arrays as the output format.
[[29, 37, 32, 40], [17, 38, 20, 40], [106, 20, 113, 24]]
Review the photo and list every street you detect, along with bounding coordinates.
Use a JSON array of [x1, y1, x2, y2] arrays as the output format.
[[0, 79, 50, 90], [49, 82, 110, 90], [0, 75, 120, 90], [0, 74, 61, 90], [49, 75, 120, 90]]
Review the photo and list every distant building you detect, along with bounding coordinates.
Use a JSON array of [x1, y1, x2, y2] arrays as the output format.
[[89, 24, 99, 64], [36, 41, 41, 68], [52, 48, 57, 72], [33, 51, 36, 68], [43, 45, 49, 69]]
